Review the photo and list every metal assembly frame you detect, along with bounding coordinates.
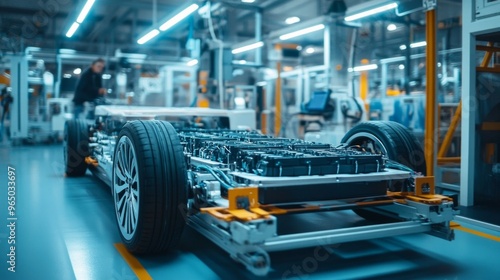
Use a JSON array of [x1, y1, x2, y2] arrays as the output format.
[[186, 154, 457, 276], [188, 187, 456, 276]]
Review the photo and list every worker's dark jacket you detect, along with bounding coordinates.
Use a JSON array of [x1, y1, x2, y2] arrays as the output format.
[[73, 68, 102, 105]]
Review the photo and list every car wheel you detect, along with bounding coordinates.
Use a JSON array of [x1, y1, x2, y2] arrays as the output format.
[[342, 121, 426, 221], [113, 120, 187, 254], [342, 121, 426, 174], [64, 119, 89, 177]]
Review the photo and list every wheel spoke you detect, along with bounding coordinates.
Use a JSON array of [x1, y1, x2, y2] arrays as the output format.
[[114, 182, 128, 194], [117, 192, 128, 212], [132, 196, 139, 225], [122, 200, 128, 228], [128, 202, 134, 233], [128, 144, 134, 173], [115, 167, 127, 185], [131, 188, 139, 198], [120, 149, 131, 177]]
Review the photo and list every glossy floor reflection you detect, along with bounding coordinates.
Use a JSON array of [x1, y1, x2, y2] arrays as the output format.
[[1, 144, 500, 280]]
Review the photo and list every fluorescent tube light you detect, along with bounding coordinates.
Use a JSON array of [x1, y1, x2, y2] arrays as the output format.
[[410, 41, 427, 48], [76, 0, 96, 23], [187, 59, 199, 66], [400, 41, 427, 50], [285, 17, 301, 25], [232, 41, 264, 54], [344, 2, 398, 22], [279, 24, 325, 40], [305, 47, 315, 54], [137, 29, 160, 45], [159, 4, 199, 31], [233, 60, 247, 65], [66, 22, 80, 38], [60, 48, 76, 54], [348, 64, 378, 72]]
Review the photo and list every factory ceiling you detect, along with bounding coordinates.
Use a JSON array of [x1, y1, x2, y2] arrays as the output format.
[[0, 0, 462, 60]]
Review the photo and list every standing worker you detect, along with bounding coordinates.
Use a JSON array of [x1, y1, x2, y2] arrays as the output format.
[[73, 58, 106, 119], [0, 87, 13, 141]]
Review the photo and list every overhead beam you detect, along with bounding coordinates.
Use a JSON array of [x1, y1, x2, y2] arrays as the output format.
[[88, 8, 133, 42], [98, 0, 177, 10], [237, 0, 288, 20], [0, 7, 68, 18]]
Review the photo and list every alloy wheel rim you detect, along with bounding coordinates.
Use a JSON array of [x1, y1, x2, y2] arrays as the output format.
[[344, 132, 388, 156], [113, 136, 140, 240]]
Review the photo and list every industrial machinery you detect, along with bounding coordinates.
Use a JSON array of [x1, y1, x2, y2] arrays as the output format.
[[302, 91, 366, 145], [8, 55, 70, 143], [64, 106, 457, 276]]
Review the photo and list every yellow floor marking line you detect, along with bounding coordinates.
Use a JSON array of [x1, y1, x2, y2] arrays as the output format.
[[114, 243, 153, 280], [451, 222, 500, 243]]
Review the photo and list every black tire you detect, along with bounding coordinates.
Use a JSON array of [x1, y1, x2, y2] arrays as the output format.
[[342, 121, 425, 222], [64, 119, 89, 177], [113, 120, 187, 254], [341, 121, 426, 174]]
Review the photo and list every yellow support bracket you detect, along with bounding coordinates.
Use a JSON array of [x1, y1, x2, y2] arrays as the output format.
[[201, 187, 271, 222], [391, 176, 453, 205], [85, 157, 99, 167]]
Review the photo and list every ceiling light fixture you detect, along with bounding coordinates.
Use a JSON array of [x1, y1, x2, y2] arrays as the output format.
[[65, 0, 95, 38], [59, 48, 77, 54], [348, 64, 378, 72], [279, 24, 325, 41], [305, 47, 315, 54], [137, 29, 160, 45], [399, 41, 427, 50], [65, 22, 80, 38], [241, 0, 256, 3], [344, 2, 398, 22], [187, 59, 199, 66], [76, 0, 96, 23], [159, 4, 199, 31], [387, 23, 397, 31], [285, 16, 301, 25], [232, 41, 264, 54], [73, 68, 82, 75], [410, 41, 427, 48]]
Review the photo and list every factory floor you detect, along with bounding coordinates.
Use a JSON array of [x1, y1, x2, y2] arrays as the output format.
[[1, 144, 500, 280]]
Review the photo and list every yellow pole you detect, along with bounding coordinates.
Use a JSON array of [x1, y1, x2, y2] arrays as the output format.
[[424, 8, 437, 176], [275, 60, 282, 137], [359, 59, 370, 113], [261, 88, 267, 134], [438, 101, 462, 158]]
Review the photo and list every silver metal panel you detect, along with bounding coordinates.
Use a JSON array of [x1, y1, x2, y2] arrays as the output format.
[[461, 0, 500, 206], [263, 221, 430, 252], [190, 156, 227, 167], [231, 168, 411, 188], [9, 55, 29, 139]]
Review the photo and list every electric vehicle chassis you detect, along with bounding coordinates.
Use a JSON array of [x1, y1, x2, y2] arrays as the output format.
[[64, 106, 457, 276]]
